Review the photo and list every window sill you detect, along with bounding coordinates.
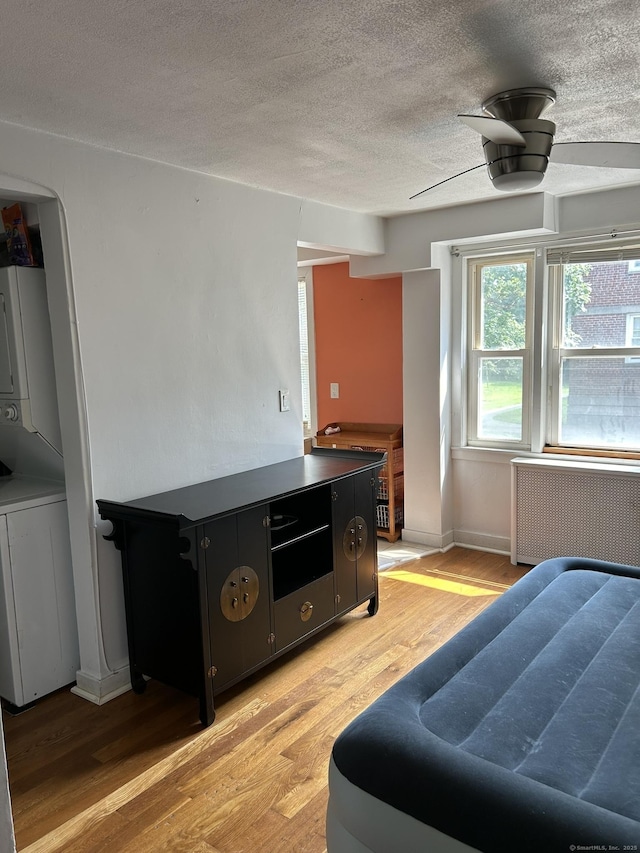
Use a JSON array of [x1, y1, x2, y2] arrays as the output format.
[[452, 445, 640, 469], [451, 446, 527, 464], [543, 445, 640, 462]]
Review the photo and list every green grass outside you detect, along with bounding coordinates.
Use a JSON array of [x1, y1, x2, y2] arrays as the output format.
[[481, 381, 522, 425], [482, 383, 570, 426]]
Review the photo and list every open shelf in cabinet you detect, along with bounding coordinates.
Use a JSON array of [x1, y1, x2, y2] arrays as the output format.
[[271, 526, 333, 600], [269, 484, 332, 549], [270, 484, 333, 599]]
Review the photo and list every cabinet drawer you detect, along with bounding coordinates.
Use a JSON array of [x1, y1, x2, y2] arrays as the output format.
[[273, 574, 335, 652]]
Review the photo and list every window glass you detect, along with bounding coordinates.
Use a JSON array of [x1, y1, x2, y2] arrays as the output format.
[[562, 262, 640, 349], [557, 259, 640, 451], [627, 314, 640, 347], [479, 263, 527, 350], [477, 357, 523, 442], [467, 255, 532, 448], [298, 278, 311, 434], [560, 357, 640, 449]]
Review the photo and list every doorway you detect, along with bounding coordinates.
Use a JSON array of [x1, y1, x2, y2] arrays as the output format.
[[0, 177, 93, 852]]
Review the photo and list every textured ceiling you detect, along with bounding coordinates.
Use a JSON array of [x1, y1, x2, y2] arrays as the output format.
[[2, 0, 640, 215]]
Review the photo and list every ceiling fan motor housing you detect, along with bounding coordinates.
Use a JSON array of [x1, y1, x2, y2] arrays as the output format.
[[482, 87, 557, 191], [482, 87, 556, 122], [483, 118, 556, 190]]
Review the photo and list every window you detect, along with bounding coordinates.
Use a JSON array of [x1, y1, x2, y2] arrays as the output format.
[[467, 254, 533, 448], [548, 253, 640, 451], [627, 314, 640, 347], [466, 243, 640, 454], [298, 277, 311, 435]]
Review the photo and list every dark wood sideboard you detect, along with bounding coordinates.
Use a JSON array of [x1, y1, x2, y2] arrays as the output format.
[[97, 448, 385, 726]]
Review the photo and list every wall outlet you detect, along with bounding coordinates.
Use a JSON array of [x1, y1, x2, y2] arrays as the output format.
[[279, 389, 290, 412], [330, 382, 340, 399]]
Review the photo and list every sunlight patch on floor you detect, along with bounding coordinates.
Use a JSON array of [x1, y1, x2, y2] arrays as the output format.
[[383, 568, 502, 598], [377, 540, 436, 570]]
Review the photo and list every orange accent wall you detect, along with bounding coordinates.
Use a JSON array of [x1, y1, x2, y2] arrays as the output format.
[[313, 262, 403, 430]]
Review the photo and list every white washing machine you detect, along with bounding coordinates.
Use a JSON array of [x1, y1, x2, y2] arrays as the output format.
[[0, 477, 77, 707]]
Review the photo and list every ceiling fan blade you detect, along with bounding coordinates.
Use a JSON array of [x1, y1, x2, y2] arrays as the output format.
[[458, 115, 526, 146], [410, 162, 486, 200], [550, 141, 640, 169]]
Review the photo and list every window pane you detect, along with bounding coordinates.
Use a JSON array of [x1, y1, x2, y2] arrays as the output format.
[[480, 263, 527, 350], [477, 358, 523, 441], [560, 357, 640, 449], [628, 315, 640, 347], [563, 260, 640, 349], [298, 280, 311, 430]]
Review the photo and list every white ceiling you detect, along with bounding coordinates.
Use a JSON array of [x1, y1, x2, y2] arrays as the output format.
[[2, 0, 640, 216]]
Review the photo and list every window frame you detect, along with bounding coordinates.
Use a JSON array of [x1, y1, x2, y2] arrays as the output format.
[[297, 269, 317, 439], [547, 262, 640, 450], [626, 313, 640, 348], [466, 252, 535, 450], [460, 240, 640, 456]]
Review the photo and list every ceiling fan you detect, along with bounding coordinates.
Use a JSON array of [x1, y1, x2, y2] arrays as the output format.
[[411, 87, 640, 199]]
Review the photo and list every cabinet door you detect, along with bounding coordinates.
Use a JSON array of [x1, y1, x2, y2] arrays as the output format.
[[353, 470, 377, 601], [204, 505, 271, 691], [332, 479, 358, 613], [332, 470, 378, 614]]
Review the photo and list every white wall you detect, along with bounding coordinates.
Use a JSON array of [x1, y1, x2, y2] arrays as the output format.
[[0, 120, 385, 849], [0, 124, 381, 678], [402, 252, 453, 548], [350, 192, 557, 278], [451, 450, 513, 553]]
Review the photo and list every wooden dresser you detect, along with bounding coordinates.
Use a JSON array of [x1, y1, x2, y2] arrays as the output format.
[[315, 423, 403, 542]]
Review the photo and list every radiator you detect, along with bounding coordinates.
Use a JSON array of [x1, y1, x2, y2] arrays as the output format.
[[511, 457, 640, 566]]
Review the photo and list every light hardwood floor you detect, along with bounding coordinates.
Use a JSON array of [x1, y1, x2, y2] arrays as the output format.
[[3, 547, 528, 853]]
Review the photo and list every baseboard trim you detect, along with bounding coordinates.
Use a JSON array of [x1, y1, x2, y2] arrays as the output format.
[[402, 528, 455, 549], [452, 529, 510, 555]]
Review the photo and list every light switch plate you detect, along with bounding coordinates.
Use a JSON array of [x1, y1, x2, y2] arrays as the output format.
[[330, 382, 340, 399], [279, 389, 290, 412]]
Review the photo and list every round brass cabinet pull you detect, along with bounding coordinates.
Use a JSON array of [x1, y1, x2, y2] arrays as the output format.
[[220, 566, 260, 621], [299, 601, 314, 622], [343, 516, 368, 561]]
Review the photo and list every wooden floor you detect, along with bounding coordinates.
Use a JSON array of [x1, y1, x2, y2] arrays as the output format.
[[3, 547, 528, 853]]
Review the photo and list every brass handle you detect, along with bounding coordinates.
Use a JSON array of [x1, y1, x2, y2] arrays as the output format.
[[221, 566, 260, 622], [343, 517, 364, 562], [299, 601, 313, 622]]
